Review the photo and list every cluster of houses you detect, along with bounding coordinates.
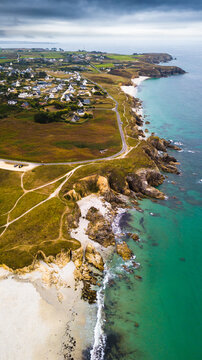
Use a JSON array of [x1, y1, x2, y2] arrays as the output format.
[[1, 62, 104, 122]]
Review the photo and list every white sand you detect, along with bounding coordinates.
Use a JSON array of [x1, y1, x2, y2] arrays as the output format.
[[121, 76, 150, 139], [0, 160, 38, 172], [131, 76, 149, 87], [0, 260, 94, 360], [121, 76, 149, 99]]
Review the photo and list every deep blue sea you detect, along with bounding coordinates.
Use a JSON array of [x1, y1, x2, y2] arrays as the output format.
[[97, 48, 202, 360]]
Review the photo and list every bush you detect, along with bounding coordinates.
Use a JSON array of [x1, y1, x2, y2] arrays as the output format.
[[34, 112, 59, 124]]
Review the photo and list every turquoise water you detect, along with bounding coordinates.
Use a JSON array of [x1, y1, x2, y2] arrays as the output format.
[[103, 50, 202, 359]]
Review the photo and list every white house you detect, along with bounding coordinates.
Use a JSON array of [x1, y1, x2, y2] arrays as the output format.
[[8, 100, 17, 105], [78, 100, 83, 107], [77, 109, 85, 116], [18, 92, 29, 99], [65, 95, 71, 102]]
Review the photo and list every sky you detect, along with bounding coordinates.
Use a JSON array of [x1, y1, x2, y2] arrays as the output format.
[[0, 0, 202, 51]]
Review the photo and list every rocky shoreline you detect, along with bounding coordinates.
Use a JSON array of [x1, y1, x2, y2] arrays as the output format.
[[0, 67, 183, 359]]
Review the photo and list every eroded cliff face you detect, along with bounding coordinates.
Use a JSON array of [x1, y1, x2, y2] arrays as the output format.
[[65, 175, 111, 201], [140, 53, 173, 64], [138, 65, 185, 78]]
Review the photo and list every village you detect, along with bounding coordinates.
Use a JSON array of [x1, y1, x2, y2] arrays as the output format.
[[0, 59, 108, 124]]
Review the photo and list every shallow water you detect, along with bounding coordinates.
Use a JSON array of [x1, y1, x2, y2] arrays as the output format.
[[102, 48, 202, 359]]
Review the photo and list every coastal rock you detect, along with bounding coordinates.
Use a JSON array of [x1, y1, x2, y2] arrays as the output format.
[[147, 136, 167, 152], [54, 250, 71, 268], [161, 153, 177, 163], [86, 206, 102, 222], [160, 163, 180, 174], [117, 242, 133, 261], [138, 64, 185, 78], [141, 53, 173, 64], [108, 169, 129, 194], [131, 233, 140, 242], [164, 140, 181, 150], [144, 139, 180, 174], [86, 210, 115, 247], [65, 175, 111, 200], [127, 169, 165, 199], [144, 169, 164, 186], [66, 203, 81, 228], [85, 243, 104, 271], [71, 246, 83, 268], [74, 263, 93, 282], [81, 282, 97, 304], [135, 115, 144, 126]]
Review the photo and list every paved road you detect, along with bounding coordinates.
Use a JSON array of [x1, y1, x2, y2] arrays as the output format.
[[0, 79, 127, 168]]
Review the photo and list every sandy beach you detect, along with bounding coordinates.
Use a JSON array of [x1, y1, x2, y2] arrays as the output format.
[[121, 76, 150, 139], [121, 76, 149, 98], [0, 260, 95, 360], [0, 194, 114, 360]]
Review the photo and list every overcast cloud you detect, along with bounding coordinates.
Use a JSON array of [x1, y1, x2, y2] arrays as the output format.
[[0, 0, 202, 43]]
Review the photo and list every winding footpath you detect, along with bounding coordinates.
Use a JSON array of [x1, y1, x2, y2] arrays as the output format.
[[0, 165, 83, 235]]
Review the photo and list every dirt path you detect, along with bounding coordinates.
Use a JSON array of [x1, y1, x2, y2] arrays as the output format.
[[0, 165, 83, 236]]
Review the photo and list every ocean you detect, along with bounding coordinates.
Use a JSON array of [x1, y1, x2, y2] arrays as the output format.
[[90, 48, 202, 359]]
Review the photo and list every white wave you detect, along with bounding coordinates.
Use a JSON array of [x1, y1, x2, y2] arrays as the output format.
[[111, 208, 126, 237], [198, 179, 202, 184], [90, 267, 112, 360], [174, 141, 183, 146]]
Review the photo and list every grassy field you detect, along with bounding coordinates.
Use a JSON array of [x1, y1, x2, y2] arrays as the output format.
[[0, 196, 80, 269], [107, 54, 142, 62], [9, 191, 48, 221], [93, 62, 115, 69], [0, 170, 23, 214], [23, 164, 73, 189], [0, 58, 14, 63], [0, 108, 121, 162]]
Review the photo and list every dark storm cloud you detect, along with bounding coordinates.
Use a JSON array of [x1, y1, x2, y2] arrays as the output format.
[[0, 0, 202, 23], [0, 0, 202, 40]]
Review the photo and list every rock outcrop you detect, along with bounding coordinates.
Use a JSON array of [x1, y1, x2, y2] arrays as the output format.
[[66, 203, 81, 229], [86, 207, 115, 247], [85, 243, 104, 271], [71, 246, 83, 268], [127, 169, 165, 199], [117, 242, 133, 261], [65, 175, 111, 201]]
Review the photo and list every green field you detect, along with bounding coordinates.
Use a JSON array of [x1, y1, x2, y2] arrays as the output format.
[[107, 54, 142, 61], [93, 63, 115, 69], [0, 108, 121, 162]]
